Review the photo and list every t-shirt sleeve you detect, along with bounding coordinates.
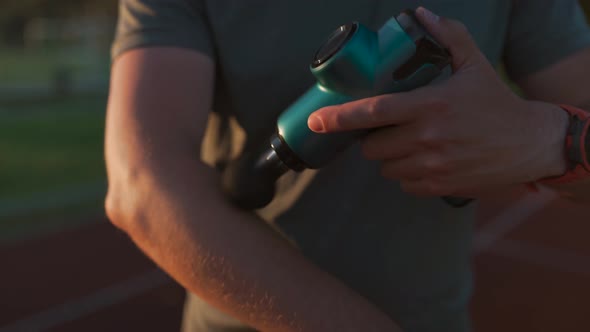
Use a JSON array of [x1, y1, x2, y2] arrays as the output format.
[[111, 0, 214, 60], [503, 0, 590, 80]]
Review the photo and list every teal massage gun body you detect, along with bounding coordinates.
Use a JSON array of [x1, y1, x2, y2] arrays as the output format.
[[223, 10, 472, 209]]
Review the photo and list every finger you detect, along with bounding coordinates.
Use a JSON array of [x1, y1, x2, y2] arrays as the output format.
[[361, 123, 426, 161], [415, 7, 483, 71], [402, 174, 486, 198], [400, 178, 447, 197], [380, 153, 450, 181], [309, 88, 435, 133]]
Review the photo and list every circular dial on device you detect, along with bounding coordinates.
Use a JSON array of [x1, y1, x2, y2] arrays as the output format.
[[312, 23, 357, 68]]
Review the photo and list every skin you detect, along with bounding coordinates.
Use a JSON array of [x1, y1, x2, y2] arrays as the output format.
[[310, 7, 590, 202], [105, 35, 399, 332], [104, 6, 590, 332]]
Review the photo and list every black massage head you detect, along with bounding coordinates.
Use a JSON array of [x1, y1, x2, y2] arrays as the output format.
[[221, 146, 288, 210]]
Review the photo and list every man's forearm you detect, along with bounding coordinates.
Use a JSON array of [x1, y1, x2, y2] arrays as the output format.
[[106, 155, 399, 331], [105, 47, 399, 331]]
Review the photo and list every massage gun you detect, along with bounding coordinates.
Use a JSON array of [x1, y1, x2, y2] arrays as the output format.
[[222, 10, 473, 210]]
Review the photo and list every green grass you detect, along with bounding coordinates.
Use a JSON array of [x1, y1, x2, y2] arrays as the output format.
[[0, 96, 107, 200], [0, 49, 59, 84]]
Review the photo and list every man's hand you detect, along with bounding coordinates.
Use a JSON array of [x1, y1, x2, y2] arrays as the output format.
[[308, 7, 569, 198]]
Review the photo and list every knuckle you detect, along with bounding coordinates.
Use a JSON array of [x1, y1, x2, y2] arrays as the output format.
[[423, 156, 444, 173], [423, 154, 453, 175], [367, 97, 387, 121], [416, 127, 440, 148]]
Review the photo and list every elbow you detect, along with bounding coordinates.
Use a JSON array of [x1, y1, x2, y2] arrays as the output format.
[[104, 169, 153, 241], [104, 133, 155, 238], [104, 187, 132, 233]]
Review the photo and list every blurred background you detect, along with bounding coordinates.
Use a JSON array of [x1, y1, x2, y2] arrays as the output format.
[[1, 1, 590, 331]]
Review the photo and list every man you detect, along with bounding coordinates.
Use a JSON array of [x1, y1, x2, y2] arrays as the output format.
[[105, 1, 590, 331]]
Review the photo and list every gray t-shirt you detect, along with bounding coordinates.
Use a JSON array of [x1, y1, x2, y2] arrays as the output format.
[[112, 1, 590, 331]]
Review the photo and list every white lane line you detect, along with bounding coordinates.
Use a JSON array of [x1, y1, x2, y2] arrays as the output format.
[[486, 238, 590, 276], [0, 269, 171, 332], [474, 187, 557, 253]]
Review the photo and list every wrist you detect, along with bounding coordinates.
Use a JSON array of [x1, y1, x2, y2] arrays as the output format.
[[539, 104, 570, 179], [536, 102, 570, 179], [533, 104, 590, 189]]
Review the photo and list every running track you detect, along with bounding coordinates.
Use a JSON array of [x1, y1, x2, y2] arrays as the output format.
[[1, 186, 589, 331]]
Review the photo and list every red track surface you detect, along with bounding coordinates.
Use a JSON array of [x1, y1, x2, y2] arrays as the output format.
[[1, 189, 589, 331]]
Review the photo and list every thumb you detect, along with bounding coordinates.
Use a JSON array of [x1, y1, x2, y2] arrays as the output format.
[[415, 7, 483, 71]]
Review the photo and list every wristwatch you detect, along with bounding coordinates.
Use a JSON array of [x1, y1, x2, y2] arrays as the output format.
[[539, 104, 590, 185]]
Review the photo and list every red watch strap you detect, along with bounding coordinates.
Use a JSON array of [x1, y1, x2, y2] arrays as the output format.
[[536, 104, 590, 186], [566, 107, 590, 171]]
